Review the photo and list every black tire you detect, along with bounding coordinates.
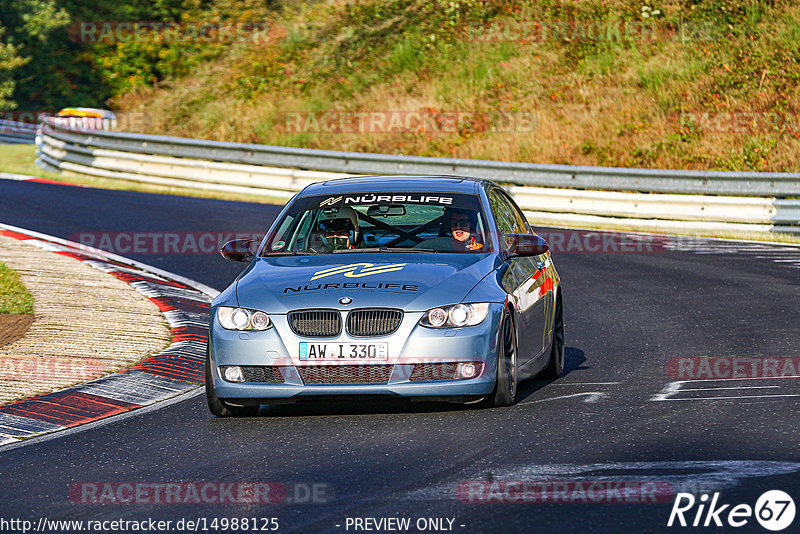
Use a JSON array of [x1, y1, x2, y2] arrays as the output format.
[[205, 347, 259, 417], [483, 307, 518, 407], [541, 290, 565, 379]]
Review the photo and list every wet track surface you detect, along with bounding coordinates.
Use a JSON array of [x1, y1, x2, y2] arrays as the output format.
[[1, 179, 799, 533]]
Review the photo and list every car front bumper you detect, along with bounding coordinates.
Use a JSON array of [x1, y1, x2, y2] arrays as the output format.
[[208, 305, 503, 403]]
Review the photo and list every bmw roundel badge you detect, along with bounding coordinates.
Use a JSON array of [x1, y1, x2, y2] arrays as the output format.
[[339, 296, 353, 305]]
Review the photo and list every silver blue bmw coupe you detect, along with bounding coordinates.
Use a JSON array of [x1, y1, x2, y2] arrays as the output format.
[[206, 176, 564, 416]]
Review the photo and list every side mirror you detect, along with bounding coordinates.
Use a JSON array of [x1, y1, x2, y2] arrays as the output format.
[[503, 234, 549, 257], [220, 239, 257, 262]]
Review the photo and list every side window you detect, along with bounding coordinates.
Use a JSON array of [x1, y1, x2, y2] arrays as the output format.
[[489, 190, 526, 235], [265, 213, 296, 253], [290, 211, 316, 251], [503, 192, 531, 233]]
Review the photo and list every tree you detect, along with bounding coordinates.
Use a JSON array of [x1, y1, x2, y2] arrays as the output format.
[[0, 31, 27, 110]]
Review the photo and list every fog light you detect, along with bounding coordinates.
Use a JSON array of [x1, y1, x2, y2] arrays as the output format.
[[223, 366, 244, 383], [457, 362, 482, 380]]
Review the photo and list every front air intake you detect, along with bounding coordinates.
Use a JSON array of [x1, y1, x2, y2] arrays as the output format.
[[240, 366, 285, 383], [346, 308, 403, 337], [288, 309, 342, 337], [299, 365, 394, 384]]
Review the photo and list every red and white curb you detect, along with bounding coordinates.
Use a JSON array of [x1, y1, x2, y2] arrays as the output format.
[[0, 223, 218, 447]]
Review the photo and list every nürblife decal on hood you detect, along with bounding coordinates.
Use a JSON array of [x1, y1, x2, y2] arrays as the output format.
[[319, 194, 453, 206], [283, 262, 416, 294], [283, 281, 418, 294]]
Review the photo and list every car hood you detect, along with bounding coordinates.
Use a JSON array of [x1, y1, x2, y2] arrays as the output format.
[[235, 252, 500, 313]]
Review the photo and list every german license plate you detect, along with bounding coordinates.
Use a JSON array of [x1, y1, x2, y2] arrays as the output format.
[[298, 342, 388, 361]]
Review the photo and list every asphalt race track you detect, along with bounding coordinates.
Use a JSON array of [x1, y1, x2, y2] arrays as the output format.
[[1, 179, 799, 533]]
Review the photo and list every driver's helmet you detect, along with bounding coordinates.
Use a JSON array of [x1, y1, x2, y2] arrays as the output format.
[[318, 206, 360, 250], [440, 207, 477, 236]]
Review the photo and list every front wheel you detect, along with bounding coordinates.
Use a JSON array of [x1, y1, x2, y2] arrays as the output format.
[[541, 290, 565, 379], [483, 308, 518, 407], [205, 347, 259, 417]]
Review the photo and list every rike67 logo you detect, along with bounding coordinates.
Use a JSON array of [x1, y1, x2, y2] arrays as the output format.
[[668, 490, 796, 531]]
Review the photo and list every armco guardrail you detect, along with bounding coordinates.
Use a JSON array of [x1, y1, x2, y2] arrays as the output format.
[[0, 119, 37, 144], [35, 115, 800, 234]]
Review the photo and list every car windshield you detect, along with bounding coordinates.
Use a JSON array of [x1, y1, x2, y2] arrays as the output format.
[[262, 192, 492, 255]]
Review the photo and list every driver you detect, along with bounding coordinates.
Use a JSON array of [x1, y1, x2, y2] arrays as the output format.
[[316, 206, 361, 252], [446, 208, 483, 251]]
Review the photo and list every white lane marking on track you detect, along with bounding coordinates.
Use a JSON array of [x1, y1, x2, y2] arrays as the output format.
[[522, 392, 608, 404], [668, 376, 800, 383], [0, 172, 38, 181], [679, 385, 780, 392], [651, 378, 800, 401], [662, 234, 800, 271], [403, 460, 800, 501], [551, 381, 622, 385], [660, 394, 800, 401], [651, 381, 683, 401]]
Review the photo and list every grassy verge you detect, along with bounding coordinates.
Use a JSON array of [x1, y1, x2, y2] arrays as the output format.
[[0, 262, 34, 314], [114, 0, 800, 172], [0, 145, 66, 181], [0, 145, 290, 205]]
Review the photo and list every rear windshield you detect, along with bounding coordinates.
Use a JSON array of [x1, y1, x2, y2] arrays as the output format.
[[261, 192, 492, 255]]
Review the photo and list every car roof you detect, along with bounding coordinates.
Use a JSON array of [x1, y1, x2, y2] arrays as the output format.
[[300, 175, 494, 196]]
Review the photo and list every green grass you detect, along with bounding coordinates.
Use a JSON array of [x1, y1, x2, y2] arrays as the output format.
[[0, 145, 65, 181], [113, 0, 800, 172], [389, 32, 426, 73], [0, 262, 33, 314]]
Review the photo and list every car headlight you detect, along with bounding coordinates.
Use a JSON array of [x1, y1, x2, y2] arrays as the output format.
[[420, 303, 490, 328], [217, 307, 272, 331]]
